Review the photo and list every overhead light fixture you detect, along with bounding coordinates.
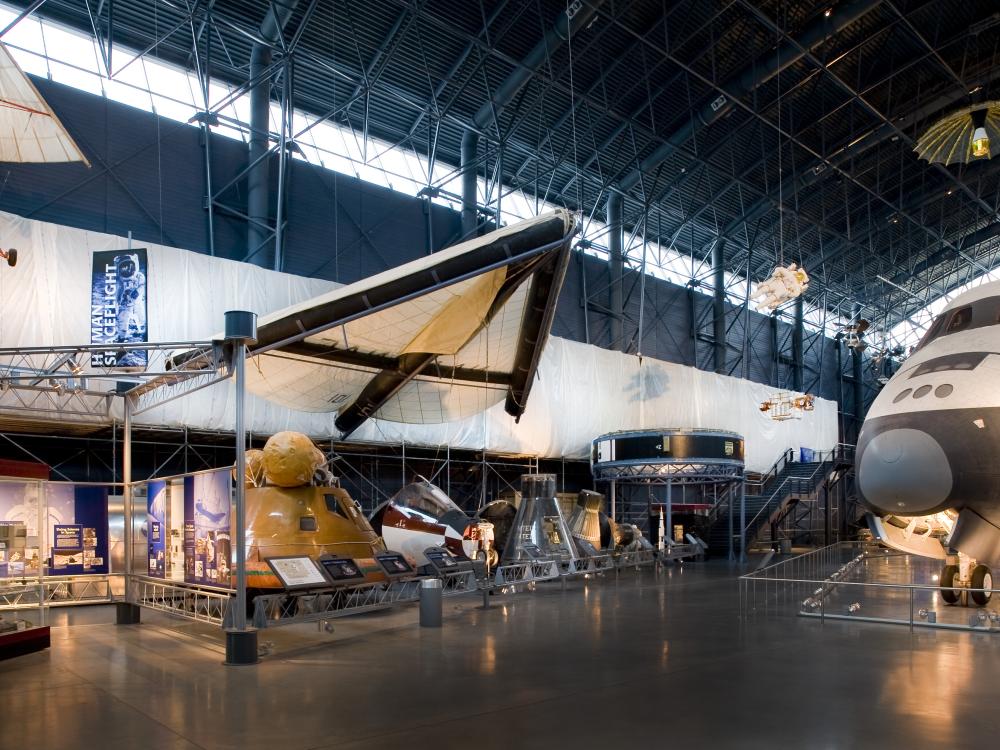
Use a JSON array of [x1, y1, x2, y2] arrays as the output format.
[[824, 7, 832, 17], [916, 102, 999, 164], [972, 108, 990, 157]]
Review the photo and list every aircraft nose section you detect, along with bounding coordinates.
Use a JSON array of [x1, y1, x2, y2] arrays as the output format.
[[858, 428, 953, 514]]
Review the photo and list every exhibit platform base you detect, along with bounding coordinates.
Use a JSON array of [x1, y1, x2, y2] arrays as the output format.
[[115, 602, 141, 625], [0, 626, 50, 660], [225, 629, 258, 665]]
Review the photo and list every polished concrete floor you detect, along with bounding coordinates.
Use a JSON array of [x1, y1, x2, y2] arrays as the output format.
[[5, 560, 1000, 750]]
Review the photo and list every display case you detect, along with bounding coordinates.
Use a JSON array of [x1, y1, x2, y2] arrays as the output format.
[[0, 582, 48, 660]]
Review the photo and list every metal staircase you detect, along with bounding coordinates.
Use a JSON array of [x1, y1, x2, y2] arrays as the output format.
[[707, 445, 855, 557]]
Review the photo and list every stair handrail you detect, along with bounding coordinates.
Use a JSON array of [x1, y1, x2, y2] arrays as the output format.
[[744, 457, 834, 540], [707, 480, 738, 526], [746, 448, 795, 493]]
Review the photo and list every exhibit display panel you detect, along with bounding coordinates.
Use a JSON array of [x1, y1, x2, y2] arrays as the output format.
[[0, 478, 117, 609], [0, 479, 111, 579], [132, 468, 233, 590]]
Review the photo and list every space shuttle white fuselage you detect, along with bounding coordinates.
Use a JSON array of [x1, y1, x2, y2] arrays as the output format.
[[857, 280, 1000, 604]]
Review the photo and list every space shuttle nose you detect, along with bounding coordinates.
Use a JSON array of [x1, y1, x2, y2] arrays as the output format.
[[857, 428, 953, 515]]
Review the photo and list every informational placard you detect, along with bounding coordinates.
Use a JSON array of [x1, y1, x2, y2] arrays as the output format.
[[46, 486, 108, 574], [318, 557, 365, 584], [375, 552, 414, 578], [147, 480, 166, 578], [184, 470, 231, 587], [424, 547, 459, 569], [521, 543, 545, 560], [90, 248, 148, 368], [53, 524, 82, 550], [267, 556, 329, 590]]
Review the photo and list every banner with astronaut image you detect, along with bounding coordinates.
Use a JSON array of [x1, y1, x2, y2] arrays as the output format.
[[90, 248, 148, 368]]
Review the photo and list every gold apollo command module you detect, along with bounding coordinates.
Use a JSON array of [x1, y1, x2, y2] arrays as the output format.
[[238, 431, 386, 591]]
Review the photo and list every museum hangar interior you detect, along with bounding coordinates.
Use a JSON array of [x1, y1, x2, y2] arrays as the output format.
[[1, 0, 1000, 747]]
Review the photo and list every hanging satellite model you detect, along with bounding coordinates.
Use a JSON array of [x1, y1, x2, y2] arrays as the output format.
[[751, 263, 809, 312], [759, 392, 815, 420], [915, 102, 1000, 164], [0, 42, 88, 165], [839, 318, 870, 351]]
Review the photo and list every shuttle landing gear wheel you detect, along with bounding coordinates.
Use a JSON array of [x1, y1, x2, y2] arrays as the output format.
[[940, 565, 960, 605], [970, 565, 992, 607]]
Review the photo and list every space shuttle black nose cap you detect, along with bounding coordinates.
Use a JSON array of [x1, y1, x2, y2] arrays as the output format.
[[858, 428, 952, 514]]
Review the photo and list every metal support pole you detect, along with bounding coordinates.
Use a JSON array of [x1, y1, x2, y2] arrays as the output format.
[[712, 239, 726, 374], [461, 131, 479, 239], [728, 481, 734, 562], [666, 480, 672, 549], [739, 476, 747, 565], [123, 395, 132, 581], [225, 311, 258, 665], [610, 480, 617, 524], [116, 393, 140, 624], [234, 341, 248, 631], [607, 192, 624, 351], [792, 295, 804, 391], [273, 61, 290, 272]]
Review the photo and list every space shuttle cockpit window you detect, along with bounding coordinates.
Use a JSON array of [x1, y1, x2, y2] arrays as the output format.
[[946, 306, 972, 333]]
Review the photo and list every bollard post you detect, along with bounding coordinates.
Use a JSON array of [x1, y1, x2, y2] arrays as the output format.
[[419, 578, 443, 628]]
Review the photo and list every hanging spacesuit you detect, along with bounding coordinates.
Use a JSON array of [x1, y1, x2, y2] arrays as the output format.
[[751, 263, 809, 311]]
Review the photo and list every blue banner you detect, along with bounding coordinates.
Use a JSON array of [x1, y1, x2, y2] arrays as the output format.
[[147, 480, 166, 578], [90, 248, 148, 367]]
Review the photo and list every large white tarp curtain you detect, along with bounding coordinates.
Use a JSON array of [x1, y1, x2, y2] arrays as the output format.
[[0, 210, 838, 471]]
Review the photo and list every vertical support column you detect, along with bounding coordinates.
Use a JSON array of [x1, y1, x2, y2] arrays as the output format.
[[247, 42, 272, 265], [666, 480, 672, 549], [273, 60, 290, 272], [852, 341, 864, 441], [607, 191, 624, 351], [123, 394, 132, 581], [461, 131, 479, 239], [850, 305, 864, 442], [609, 480, 617, 525], [739, 475, 747, 565], [727, 481, 734, 562], [712, 238, 727, 374], [836, 336, 845, 441], [116, 393, 140, 625], [792, 295, 804, 391], [224, 311, 258, 665]]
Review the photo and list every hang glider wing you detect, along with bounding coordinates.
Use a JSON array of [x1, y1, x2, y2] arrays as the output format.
[[216, 209, 576, 437], [0, 42, 88, 165]]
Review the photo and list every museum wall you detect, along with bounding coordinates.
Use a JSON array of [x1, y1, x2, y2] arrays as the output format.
[[0, 210, 837, 471], [0, 76, 877, 434]]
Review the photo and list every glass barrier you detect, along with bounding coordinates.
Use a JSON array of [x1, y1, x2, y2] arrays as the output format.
[[741, 543, 1000, 633]]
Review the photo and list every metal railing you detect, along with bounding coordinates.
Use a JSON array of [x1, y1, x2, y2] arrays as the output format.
[[130, 576, 233, 626], [0, 574, 121, 610], [744, 458, 834, 545], [745, 448, 795, 494], [740, 542, 1000, 633]]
